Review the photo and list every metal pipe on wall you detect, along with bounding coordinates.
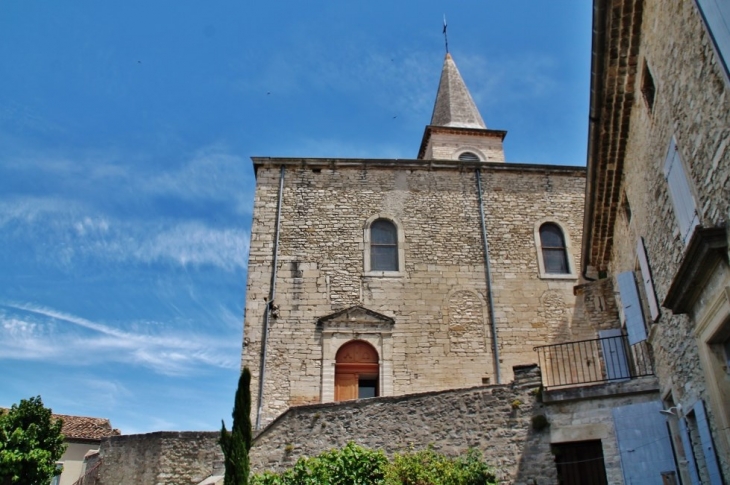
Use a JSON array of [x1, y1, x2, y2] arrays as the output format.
[[476, 169, 501, 384], [255, 165, 285, 430]]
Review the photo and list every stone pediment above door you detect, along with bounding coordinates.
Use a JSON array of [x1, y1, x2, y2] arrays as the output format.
[[317, 306, 395, 334]]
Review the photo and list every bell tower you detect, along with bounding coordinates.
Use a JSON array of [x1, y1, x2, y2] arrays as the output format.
[[417, 53, 507, 162]]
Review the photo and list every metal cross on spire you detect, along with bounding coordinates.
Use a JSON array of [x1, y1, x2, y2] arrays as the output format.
[[443, 14, 449, 54]]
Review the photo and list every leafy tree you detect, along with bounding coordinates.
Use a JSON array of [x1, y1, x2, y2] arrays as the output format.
[[220, 367, 253, 485], [0, 396, 66, 485]]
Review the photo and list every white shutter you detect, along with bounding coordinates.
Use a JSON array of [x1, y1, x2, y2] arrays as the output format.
[[617, 271, 648, 345], [663, 138, 699, 245], [696, 0, 730, 75], [693, 400, 724, 485], [636, 237, 660, 321]]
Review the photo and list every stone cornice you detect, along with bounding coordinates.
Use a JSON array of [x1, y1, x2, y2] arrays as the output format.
[[252, 156, 586, 177], [663, 226, 729, 314], [582, 0, 644, 272]]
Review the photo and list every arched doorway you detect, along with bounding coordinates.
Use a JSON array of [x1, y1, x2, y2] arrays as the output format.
[[335, 340, 379, 401]]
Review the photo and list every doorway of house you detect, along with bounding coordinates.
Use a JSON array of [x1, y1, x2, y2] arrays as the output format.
[[334, 340, 379, 401], [553, 440, 608, 485]]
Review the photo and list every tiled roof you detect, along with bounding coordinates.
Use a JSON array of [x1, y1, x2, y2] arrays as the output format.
[[53, 414, 121, 441]]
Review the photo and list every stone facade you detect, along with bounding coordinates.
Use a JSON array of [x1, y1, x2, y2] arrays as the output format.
[[584, 0, 730, 482], [96, 432, 222, 485], [243, 158, 586, 426]]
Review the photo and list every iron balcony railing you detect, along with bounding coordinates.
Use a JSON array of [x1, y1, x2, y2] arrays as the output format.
[[534, 334, 654, 389]]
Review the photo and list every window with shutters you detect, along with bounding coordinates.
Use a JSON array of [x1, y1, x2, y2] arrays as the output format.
[[534, 220, 577, 279], [664, 138, 700, 245], [363, 214, 405, 276], [695, 0, 730, 79]]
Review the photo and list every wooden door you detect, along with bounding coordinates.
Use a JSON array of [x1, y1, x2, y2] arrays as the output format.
[[335, 373, 358, 401]]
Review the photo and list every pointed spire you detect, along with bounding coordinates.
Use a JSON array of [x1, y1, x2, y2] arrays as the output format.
[[430, 53, 486, 129]]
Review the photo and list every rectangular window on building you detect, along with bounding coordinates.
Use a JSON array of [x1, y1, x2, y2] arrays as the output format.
[[695, 0, 730, 78], [663, 138, 700, 245]]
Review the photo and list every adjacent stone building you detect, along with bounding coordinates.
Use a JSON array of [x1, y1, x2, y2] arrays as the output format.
[[582, 0, 730, 483]]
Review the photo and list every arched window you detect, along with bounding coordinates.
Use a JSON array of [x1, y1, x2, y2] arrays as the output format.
[[539, 223, 569, 274], [458, 151, 480, 161], [370, 219, 398, 271]]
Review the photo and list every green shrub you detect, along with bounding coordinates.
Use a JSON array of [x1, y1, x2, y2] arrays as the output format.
[[386, 447, 496, 485], [250, 442, 496, 485], [251, 442, 388, 485]]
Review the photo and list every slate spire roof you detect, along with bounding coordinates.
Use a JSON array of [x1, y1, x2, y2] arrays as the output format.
[[429, 53, 486, 129]]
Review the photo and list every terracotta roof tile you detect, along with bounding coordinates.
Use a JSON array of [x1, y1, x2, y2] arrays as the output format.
[[53, 414, 120, 440]]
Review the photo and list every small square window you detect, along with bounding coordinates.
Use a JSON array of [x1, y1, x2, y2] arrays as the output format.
[[642, 61, 656, 111]]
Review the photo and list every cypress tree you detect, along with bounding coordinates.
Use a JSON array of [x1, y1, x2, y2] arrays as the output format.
[[220, 367, 252, 485]]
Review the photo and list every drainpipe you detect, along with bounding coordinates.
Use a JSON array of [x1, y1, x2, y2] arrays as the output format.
[[255, 165, 285, 430], [476, 169, 501, 384]]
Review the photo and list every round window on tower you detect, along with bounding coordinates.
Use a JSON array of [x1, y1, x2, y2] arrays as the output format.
[[458, 151, 480, 161]]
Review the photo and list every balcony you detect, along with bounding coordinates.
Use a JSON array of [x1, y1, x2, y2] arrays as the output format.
[[534, 334, 654, 390]]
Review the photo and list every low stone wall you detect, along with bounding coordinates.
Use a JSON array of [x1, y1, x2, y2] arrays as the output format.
[[97, 431, 222, 485], [250, 365, 556, 485]]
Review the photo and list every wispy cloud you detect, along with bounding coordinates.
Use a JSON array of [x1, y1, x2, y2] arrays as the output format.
[[0, 302, 239, 375]]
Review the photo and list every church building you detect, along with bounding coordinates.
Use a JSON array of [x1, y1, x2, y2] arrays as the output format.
[[242, 53, 587, 429]]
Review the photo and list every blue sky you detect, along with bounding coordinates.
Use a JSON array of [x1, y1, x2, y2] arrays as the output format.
[[0, 2, 592, 434]]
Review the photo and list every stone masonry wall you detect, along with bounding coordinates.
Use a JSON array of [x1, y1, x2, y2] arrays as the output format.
[[96, 432, 222, 485], [250, 365, 556, 485], [603, 0, 730, 478], [243, 160, 585, 425]]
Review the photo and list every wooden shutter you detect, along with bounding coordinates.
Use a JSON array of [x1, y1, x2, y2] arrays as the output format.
[[693, 400, 723, 485], [678, 417, 701, 485], [696, 0, 730, 75], [637, 237, 660, 321], [617, 271, 648, 345], [663, 139, 699, 245]]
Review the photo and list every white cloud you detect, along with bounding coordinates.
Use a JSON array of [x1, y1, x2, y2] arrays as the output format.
[[0, 303, 240, 375], [0, 198, 250, 271]]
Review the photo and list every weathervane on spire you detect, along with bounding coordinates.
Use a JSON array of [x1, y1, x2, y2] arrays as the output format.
[[443, 14, 449, 54]]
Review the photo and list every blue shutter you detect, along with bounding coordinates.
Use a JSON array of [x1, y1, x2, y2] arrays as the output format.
[[599, 329, 630, 380], [696, 0, 730, 75], [613, 401, 677, 485], [636, 238, 660, 321], [617, 271, 648, 345], [663, 138, 699, 245], [679, 417, 702, 485], [693, 400, 723, 485]]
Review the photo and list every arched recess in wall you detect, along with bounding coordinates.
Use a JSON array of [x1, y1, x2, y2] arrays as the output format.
[[533, 219, 577, 279], [445, 289, 489, 354], [335, 340, 379, 401], [363, 213, 405, 276]]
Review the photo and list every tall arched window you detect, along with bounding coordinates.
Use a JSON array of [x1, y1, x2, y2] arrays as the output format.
[[540, 223, 569, 274], [370, 219, 398, 271]]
